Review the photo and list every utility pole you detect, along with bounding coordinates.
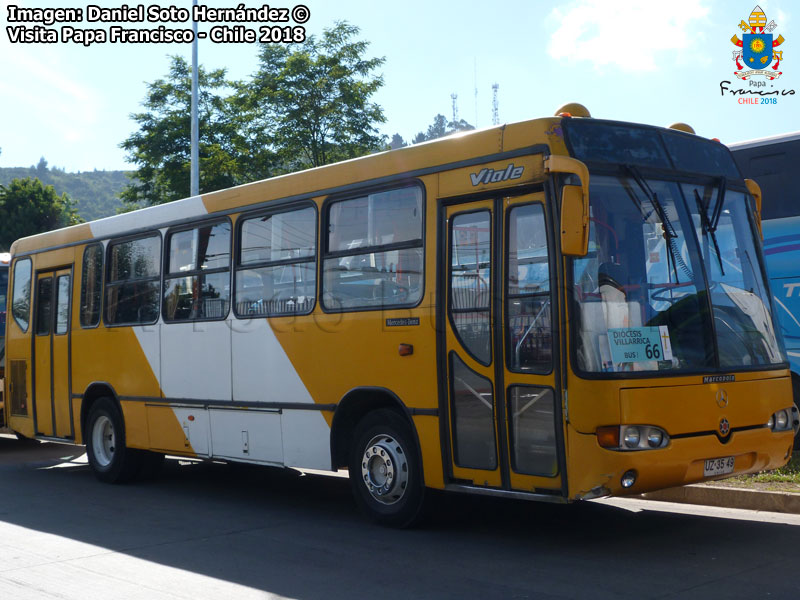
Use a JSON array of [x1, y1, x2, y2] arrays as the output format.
[[451, 93, 458, 124], [190, 0, 199, 197]]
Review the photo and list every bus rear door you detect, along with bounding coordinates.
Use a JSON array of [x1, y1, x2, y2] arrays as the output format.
[[33, 268, 73, 438]]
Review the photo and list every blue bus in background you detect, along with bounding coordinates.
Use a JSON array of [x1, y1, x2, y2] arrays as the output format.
[[730, 133, 800, 415]]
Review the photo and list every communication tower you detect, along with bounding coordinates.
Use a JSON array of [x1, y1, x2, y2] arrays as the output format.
[[474, 58, 478, 128], [492, 83, 499, 126]]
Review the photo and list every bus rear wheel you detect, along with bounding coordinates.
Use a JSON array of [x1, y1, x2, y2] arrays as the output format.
[[86, 397, 142, 483], [348, 409, 425, 528]]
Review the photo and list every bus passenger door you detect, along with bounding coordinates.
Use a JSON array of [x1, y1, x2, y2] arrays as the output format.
[[500, 194, 562, 494], [441, 193, 563, 494], [443, 199, 502, 488], [33, 268, 73, 438]]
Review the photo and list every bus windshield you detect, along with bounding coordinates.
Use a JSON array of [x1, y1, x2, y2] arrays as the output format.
[[572, 173, 784, 374]]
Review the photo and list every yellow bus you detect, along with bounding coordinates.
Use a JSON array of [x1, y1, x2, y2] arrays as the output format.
[[0, 252, 10, 421], [4, 104, 797, 526]]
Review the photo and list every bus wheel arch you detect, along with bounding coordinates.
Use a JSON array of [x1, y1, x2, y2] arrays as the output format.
[[330, 387, 420, 470]]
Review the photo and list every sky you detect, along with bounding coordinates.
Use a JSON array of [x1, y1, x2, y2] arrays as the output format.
[[1, 0, 798, 172]]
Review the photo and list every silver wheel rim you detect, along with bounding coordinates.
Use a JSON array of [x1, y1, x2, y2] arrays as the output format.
[[361, 433, 409, 505], [91, 415, 115, 468]]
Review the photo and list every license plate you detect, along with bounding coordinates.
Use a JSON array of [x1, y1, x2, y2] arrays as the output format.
[[704, 456, 735, 477]]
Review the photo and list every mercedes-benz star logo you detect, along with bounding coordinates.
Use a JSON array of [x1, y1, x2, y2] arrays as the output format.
[[719, 418, 731, 436], [716, 389, 729, 408]]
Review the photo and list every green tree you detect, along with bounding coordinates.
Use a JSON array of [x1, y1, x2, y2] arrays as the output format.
[[389, 133, 407, 150], [119, 56, 245, 208], [413, 114, 475, 143], [238, 21, 387, 170], [0, 178, 82, 250], [413, 114, 448, 144], [0, 164, 128, 221], [447, 118, 475, 134]]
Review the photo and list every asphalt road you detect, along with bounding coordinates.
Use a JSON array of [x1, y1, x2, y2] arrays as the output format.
[[0, 434, 798, 600]]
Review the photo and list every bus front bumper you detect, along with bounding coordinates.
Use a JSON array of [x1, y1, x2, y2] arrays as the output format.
[[568, 425, 794, 500]]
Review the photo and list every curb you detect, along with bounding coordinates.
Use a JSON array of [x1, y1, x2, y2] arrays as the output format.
[[639, 484, 800, 514]]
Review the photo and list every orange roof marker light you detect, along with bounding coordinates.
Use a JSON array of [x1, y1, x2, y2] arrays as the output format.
[[668, 122, 696, 134], [554, 102, 591, 118]]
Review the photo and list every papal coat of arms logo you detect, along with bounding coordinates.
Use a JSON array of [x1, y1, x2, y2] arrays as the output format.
[[730, 5, 785, 80]]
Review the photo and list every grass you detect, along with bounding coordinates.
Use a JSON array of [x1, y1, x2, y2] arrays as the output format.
[[739, 455, 800, 484], [721, 454, 800, 489]]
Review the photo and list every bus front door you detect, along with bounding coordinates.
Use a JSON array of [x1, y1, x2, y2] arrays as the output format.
[[441, 193, 564, 495], [33, 268, 73, 438]]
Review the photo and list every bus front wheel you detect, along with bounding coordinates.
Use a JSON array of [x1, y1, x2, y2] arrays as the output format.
[[86, 397, 142, 483], [349, 409, 425, 528]]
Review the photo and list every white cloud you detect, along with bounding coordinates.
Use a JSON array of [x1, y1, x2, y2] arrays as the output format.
[[547, 0, 711, 72]]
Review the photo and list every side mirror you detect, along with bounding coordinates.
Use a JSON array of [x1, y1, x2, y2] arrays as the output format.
[[744, 178, 762, 239], [545, 155, 590, 256], [560, 185, 588, 255]]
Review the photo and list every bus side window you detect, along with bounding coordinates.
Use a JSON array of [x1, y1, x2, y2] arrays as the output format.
[[105, 235, 161, 326], [80, 244, 103, 327], [322, 186, 423, 310], [235, 206, 316, 317], [164, 221, 231, 322], [11, 258, 32, 332]]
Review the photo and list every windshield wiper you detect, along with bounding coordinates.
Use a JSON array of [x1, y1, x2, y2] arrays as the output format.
[[693, 188, 725, 276], [623, 164, 689, 283], [712, 177, 727, 231], [622, 164, 657, 221]]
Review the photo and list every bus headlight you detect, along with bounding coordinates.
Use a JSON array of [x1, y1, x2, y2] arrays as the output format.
[[623, 428, 640, 448], [597, 425, 669, 450], [769, 408, 795, 432], [647, 429, 664, 448]]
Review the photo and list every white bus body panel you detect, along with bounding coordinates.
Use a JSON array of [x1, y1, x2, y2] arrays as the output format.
[[209, 408, 284, 465], [160, 321, 233, 401]]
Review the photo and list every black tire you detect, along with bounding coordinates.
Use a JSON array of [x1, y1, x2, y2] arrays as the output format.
[[349, 409, 425, 528], [85, 397, 142, 483]]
